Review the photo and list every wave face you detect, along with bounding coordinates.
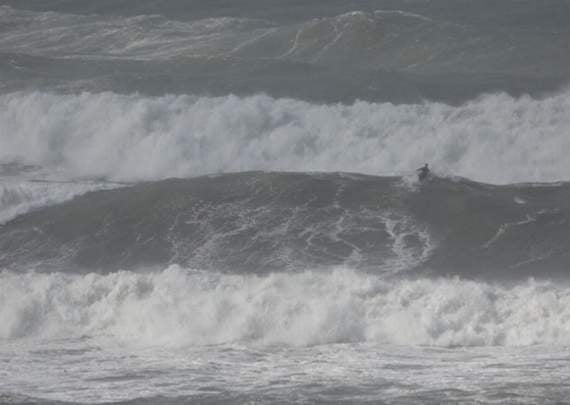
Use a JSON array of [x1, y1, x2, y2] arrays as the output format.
[[2, 91, 570, 184], [1, 172, 569, 279], [1, 2, 569, 102], [3, 266, 570, 347]]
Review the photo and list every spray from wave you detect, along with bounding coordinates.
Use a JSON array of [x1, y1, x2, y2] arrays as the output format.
[[2, 265, 570, 347], [0, 180, 117, 224], [1, 90, 570, 184]]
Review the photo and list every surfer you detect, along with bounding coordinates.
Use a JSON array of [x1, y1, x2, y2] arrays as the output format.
[[416, 163, 430, 181]]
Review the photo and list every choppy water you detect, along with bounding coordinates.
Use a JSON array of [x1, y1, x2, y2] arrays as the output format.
[[1, 0, 570, 403], [4, 340, 570, 404]]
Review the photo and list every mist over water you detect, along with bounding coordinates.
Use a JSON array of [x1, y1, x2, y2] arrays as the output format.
[[1, 0, 570, 403]]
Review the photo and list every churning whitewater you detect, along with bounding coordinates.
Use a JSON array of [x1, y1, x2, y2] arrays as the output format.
[[4, 266, 570, 347], [1, 0, 570, 404], [2, 90, 570, 184]]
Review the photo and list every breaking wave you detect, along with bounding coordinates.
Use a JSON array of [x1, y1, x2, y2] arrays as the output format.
[[2, 90, 570, 184], [0, 180, 116, 224], [3, 265, 570, 347]]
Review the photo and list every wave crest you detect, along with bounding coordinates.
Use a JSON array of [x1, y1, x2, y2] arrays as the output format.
[[2, 91, 570, 183]]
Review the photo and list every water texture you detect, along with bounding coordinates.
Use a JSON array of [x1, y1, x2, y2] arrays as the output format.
[[1, 0, 569, 403]]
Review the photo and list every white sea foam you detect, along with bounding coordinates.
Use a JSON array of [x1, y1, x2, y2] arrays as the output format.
[[2, 266, 570, 347], [1, 90, 570, 184]]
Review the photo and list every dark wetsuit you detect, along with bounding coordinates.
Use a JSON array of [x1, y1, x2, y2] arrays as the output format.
[[417, 165, 430, 181]]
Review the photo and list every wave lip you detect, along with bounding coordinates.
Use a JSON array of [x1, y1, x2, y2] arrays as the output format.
[[0, 179, 116, 225], [3, 266, 570, 348]]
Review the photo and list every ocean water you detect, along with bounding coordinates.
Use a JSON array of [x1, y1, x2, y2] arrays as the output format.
[[1, 1, 570, 403]]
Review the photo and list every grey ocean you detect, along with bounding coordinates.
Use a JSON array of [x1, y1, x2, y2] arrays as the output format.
[[1, 1, 570, 404]]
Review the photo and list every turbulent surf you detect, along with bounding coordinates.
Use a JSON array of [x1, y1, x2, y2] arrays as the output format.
[[1, 0, 570, 403]]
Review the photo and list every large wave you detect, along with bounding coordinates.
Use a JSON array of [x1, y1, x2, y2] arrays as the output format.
[[3, 265, 570, 347], [1, 172, 568, 279], [2, 90, 570, 183]]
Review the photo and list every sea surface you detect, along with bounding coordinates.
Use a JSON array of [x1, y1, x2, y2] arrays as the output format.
[[1, 1, 570, 404]]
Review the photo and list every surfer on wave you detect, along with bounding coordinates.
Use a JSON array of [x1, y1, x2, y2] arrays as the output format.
[[416, 163, 430, 181]]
